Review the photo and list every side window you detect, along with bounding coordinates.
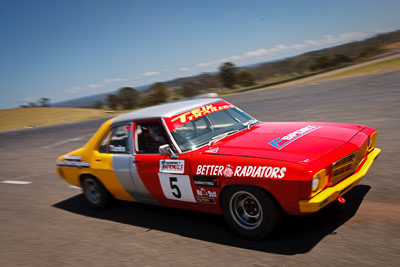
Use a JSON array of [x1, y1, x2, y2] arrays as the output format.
[[135, 121, 171, 154], [99, 125, 131, 154], [109, 125, 130, 154], [99, 131, 111, 153]]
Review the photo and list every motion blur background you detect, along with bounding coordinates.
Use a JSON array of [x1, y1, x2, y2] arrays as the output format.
[[1, 1, 399, 266]]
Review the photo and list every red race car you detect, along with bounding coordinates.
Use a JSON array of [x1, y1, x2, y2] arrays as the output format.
[[57, 98, 381, 239]]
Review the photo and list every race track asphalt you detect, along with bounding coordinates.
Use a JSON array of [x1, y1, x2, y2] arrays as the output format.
[[1, 70, 399, 266]]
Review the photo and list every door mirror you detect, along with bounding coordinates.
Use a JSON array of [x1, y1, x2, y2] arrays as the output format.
[[159, 144, 178, 159]]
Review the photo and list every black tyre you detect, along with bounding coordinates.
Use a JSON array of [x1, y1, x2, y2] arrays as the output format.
[[82, 176, 111, 210], [221, 186, 280, 240]]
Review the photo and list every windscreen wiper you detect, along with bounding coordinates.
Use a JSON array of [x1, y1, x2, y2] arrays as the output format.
[[243, 119, 259, 130], [208, 130, 239, 146]]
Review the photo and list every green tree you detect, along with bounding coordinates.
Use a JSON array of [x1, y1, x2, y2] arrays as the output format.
[[148, 82, 170, 105], [359, 46, 383, 58], [198, 72, 219, 91], [107, 94, 119, 110], [310, 55, 335, 71], [117, 87, 138, 109], [333, 54, 353, 65], [219, 62, 237, 89], [28, 102, 38, 107], [94, 100, 104, 109], [237, 71, 256, 87], [181, 82, 199, 98], [39, 97, 50, 107]]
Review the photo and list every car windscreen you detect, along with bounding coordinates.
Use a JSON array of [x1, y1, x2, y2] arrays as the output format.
[[171, 108, 256, 152]]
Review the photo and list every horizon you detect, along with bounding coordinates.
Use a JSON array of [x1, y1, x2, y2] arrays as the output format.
[[1, 0, 400, 109]]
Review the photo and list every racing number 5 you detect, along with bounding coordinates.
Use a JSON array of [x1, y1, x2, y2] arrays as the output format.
[[158, 173, 196, 202], [169, 177, 182, 199]]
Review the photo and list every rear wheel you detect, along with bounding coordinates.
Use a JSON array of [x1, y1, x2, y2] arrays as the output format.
[[221, 186, 280, 240], [82, 176, 111, 210]]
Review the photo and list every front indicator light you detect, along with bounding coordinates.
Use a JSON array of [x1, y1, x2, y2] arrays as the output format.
[[312, 175, 320, 192], [311, 169, 327, 196]]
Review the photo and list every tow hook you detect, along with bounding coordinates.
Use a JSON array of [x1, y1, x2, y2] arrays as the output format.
[[337, 196, 346, 204]]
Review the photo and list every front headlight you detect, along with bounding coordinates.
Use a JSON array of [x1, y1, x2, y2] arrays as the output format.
[[311, 169, 327, 195]]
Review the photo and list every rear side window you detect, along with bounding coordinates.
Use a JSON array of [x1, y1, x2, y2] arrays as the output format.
[[99, 131, 112, 153], [99, 125, 131, 154]]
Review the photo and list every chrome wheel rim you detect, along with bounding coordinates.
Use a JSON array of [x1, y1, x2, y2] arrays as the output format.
[[83, 179, 101, 204], [230, 191, 262, 230]]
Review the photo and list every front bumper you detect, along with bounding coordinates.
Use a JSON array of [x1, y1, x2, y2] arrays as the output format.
[[298, 148, 381, 213]]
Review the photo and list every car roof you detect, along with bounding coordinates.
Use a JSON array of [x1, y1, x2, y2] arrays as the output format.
[[111, 97, 223, 126]]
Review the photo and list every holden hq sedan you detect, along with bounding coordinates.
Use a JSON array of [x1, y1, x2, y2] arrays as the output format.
[[56, 97, 381, 239]]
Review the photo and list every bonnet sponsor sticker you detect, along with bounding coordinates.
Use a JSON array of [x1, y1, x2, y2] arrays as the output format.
[[159, 160, 185, 174], [268, 125, 321, 150]]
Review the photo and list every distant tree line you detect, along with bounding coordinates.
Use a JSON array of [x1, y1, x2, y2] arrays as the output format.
[[21, 97, 51, 108], [104, 84, 171, 111], [310, 54, 353, 71], [97, 62, 258, 111], [218, 62, 256, 89], [99, 42, 387, 111]]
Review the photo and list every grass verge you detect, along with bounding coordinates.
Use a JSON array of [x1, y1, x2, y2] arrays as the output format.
[[0, 107, 124, 132], [310, 56, 400, 82]]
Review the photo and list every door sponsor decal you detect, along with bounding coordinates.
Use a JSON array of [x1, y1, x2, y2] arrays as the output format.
[[196, 188, 217, 198], [159, 159, 185, 174], [192, 175, 220, 188], [158, 173, 196, 202], [268, 125, 321, 150], [196, 197, 216, 204], [196, 164, 287, 179], [195, 188, 217, 204], [223, 164, 233, 178]]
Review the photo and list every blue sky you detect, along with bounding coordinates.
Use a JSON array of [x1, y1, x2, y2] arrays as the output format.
[[0, 0, 399, 109]]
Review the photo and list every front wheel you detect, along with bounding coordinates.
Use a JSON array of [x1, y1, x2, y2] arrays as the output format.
[[82, 176, 111, 210], [221, 186, 280, 240]]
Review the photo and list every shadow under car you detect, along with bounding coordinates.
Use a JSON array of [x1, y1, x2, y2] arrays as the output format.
[[53, 184, 371, 255]]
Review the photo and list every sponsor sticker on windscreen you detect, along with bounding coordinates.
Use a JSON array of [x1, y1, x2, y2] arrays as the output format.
[[165, 101, 235, 131]]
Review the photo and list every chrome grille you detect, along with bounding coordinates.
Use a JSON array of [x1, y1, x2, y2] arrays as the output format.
[[331, 140, 368, 185]]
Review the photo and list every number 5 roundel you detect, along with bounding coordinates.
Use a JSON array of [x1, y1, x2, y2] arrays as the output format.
[[158, 173, 196, 202]]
